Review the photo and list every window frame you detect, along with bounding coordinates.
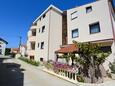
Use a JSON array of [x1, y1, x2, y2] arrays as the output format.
[[43, 14, 46, 19], [86, 6, 92, 13], [38, 43, 39, 48], [31, 29, 36, 36], [41, 42, 44, 49], [89, 22, 101, 34], [72, 29, 79, 38], [39, 28, 40, 33], [42, 26, 45, 33], [71, 11, 78, 20]]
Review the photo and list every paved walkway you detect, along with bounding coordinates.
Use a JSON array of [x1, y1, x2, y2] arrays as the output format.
[[0, 58, 77, 86], [0, 58, 115, 86]]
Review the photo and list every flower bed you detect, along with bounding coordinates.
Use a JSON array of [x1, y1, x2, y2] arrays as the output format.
[[44, 61, 84, 82]]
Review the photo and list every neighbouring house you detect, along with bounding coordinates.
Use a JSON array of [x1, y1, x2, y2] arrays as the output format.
[[27, 5, 64, 61], [11, 48, 20, 58], [0, 37, 8, 56], [20, 45, 27, 57], [11, 48, 19, 54]]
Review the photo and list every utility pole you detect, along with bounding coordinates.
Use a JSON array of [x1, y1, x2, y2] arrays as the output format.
[[19, 36, 22, 48]]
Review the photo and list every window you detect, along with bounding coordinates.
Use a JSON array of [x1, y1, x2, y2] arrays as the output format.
[[38, 43, 39, 48], [39, 17, 41, 21], [39, 28, 40, 33], [71, 11, 78, 20], [72, 29, 79, 38], [86, 6, 92, 13], [41, 42, 44, 49], [31, 42, 35, 50], [31, 29, 36, 36], [42, 26, 45, 33], [43, 14, 46, 18], [30, 56, 34, 60], [89, 22, 100, 34], [40, 58, 43, 62], [0, 45, 1, 47]]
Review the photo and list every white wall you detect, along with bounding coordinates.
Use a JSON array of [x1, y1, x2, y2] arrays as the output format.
[[27, 8, 62, 61], [0, 41, 6, 55], [49, 9, 62, 61], [20, 46, 26, 57], [35, 10, 49, 61], [67, 0, 113, 44]]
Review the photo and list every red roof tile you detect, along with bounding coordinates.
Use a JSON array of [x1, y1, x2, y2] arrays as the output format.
[[55, 44, 79, 53]]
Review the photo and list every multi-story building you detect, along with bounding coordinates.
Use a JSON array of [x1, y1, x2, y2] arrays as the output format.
[[27, 5, 63, 61], [67, 0, 115, 52], [27, 0, 115, 63], [0, 38, 8, 56]]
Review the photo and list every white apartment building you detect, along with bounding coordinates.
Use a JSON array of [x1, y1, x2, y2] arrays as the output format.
[[27, 5, 63, 61], [0, 38, 8, 56], [27, 0, 115, 64], [65, 0, 115, 70], [67, 0, 115, 52]]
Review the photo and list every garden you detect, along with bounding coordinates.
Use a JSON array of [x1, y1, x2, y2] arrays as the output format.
[[44, 41, 111, 83]]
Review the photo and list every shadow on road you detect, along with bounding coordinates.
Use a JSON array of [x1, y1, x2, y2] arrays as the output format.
[[0, 58, 24, 86]]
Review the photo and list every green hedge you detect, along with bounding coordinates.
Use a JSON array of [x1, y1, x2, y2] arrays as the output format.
[[110, 62, 115, 74], [18, 57, 40, 66]]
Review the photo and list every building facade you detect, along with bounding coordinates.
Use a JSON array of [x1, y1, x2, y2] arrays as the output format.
[[27, 5, 63, 61], [0, 38, 8, 56], [66, 0, 115, 71], [27, 0, 115, 63], [67, 0, 115, 50]]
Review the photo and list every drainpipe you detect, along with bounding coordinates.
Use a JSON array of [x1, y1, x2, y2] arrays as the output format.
[[108, 0, 115, 56], [108, 0, 115, 42], [47, 8, 52, 62]]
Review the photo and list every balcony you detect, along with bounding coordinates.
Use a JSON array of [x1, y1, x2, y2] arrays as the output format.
[[30, 23, 37, 30], [27, 50, 35, 56], [28, 29, 36, 41], [28, 36, 36, 42]]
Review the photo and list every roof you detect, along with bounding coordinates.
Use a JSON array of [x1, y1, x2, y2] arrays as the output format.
[[33, 4, 63, 23], [55, 44, 79, 53], [0, 37, 8, 44], [11, 48, 19, 51], [20, 45, 27, 48]]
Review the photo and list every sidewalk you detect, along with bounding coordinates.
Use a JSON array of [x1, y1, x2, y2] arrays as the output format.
[[9, 60, 115, 86]]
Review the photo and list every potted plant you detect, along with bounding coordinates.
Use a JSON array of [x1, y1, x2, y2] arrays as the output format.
[[109, 62, 115, 79]]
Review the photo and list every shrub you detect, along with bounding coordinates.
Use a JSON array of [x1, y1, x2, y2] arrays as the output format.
[[77, 75, 84, 82], [18, 57, 39, 66], [109, 62, 115, 74], [44, 62, 53, 70]]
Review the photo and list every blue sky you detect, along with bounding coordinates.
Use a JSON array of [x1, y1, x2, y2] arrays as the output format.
[[0, 0, 114, 48]]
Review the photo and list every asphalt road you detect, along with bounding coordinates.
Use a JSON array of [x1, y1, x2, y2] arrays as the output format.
[[0, 58, 77, 86]]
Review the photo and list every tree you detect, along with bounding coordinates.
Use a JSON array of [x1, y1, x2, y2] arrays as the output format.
[[73, 41, 110, 83], [5, 48, 11, 55]]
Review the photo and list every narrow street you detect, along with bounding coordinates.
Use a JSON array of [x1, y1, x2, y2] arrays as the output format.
[[0, 57, 77, 86]]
